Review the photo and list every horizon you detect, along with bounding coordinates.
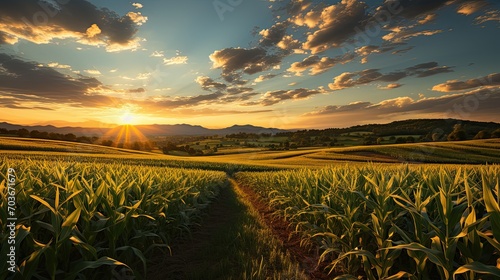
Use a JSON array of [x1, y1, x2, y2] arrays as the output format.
[[2, 117, 499, 132], [1, 1, 500, 128]]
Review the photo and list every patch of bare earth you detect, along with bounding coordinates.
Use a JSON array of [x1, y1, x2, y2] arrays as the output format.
[[234, 180, 332, 280]]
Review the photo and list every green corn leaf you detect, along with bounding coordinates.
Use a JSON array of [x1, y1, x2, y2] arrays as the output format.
[[30, 195, 56, 214], [62, 208, 81, 228], [453, 262, 500, 279], [65, 257, 130, 280]]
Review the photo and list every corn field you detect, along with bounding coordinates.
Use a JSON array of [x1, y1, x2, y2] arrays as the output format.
[[236, 164, 500, 279], [0, 157, 228, 279]]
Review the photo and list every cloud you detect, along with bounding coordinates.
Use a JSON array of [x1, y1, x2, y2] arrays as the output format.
[[132, 3, 143, 9], [302, 0, 369, 54], [287, 53, 355, 76], [276, 35, 302, 52], [195, 76, 227, 91], [0, 54, 239, 112], [85, 23, 101, 38], [259, 21, 289, 47], [150, 51, 165, 57], [0, 54, 110, 107], [418, 13, 437, 24], [163, 55, 188, 65], [457, 1, 488, 16], [379, 83, 402, 89], [475, 10, 500, 24], [209, 47, 283, 82], [286, 0, 313, 17], [328, 62, 453, 90], [0, 0, 143, 51], [259, 87, 324, 106], [303, 88, 500, 126], [416, 66, 453, 77], [0, 31, 19, 45], [383, 27, 443, 43], [378, 0, 449, 20], [254, 74, 278, 83], [127, 12, 148, 26], [47, 62, 71, 69], [84, 69, 102, 75], [432, 73, 500, 92]]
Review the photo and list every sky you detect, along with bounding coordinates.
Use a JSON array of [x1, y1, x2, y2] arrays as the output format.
[[0, 0, 499, 129]]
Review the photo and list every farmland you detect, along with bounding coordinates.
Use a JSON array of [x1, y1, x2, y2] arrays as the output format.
[[1, 137, 500, 279]]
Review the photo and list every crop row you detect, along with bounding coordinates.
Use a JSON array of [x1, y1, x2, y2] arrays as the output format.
[[0, 158, 228, 279], [236, 164, 500, 279]]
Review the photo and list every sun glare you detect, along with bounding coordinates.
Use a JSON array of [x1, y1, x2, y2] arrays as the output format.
[[120, 112, 136, 125]]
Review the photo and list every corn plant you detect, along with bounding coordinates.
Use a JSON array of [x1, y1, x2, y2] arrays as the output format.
[[236, 164, 500, 279], [0, 157, 228, 279]]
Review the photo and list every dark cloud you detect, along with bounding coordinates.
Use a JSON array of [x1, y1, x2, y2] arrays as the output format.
[[127, 88, 145, 93], [329, 62, 453, 90], [0, 53, 106, 106], [0, 0, 143, 51], [259, 21, 290, 47], [432, 73, 500, 92], [209, 47, 284, 82], [302, 0, 369, 54], [260, 88, 323, 106], [376, 0, 449, 20], [225, 87, 254, 95], [0, 54, 239, 111], [287, 53, 355, 76], [286, 0, 312, 17], [304, 88, 500, 126], [417, 66, 454, 77], [195, 76, 227, 91]]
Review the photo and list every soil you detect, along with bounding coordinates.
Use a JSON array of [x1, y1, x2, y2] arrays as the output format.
[[148, 179, 333, 280], [234, 180, 332, 280]]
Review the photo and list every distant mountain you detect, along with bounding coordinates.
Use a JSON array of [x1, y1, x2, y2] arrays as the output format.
[[0, 122, 108, 136], [1, 119, 498, 139], [0, 122, 289, 137]]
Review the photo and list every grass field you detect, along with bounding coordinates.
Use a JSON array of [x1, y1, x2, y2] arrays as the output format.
[[1, 137, 500, 279]]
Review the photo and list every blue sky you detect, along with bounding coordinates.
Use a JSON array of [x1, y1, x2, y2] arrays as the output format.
[[0, 0, 499, 129]]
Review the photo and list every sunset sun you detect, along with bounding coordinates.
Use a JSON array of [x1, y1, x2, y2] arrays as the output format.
[[119, 111, 137, 125]]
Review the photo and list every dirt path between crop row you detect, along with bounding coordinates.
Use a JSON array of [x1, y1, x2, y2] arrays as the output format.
[[232, 179, 332, 280], [147, 185, 239, 279], [148, 178, 331, 280]]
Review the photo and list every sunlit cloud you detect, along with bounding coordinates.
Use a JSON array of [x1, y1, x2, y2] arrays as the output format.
[[457, 1, 488, 15], [132, 2, 143, 9], [150, 51, 165, 57], [432, 73, 500, 92], [163, 55, 188, 65], [328, 62, 453, 90], [379, 83, 403, 90], [84, 69, 102, 75], [127, 12, 148, 26], [47, 62, 71, 69], [0, 0, 143, 52]]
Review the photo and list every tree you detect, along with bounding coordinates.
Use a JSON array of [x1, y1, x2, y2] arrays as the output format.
[[17, 128, 30, 137], [376, 137, 384, 145], [406, 136, 415, 143], [395, 137, 406, 144], [473, 130, 490, 140], [447, 124, 467, 141], [492, 128, 500, 138], [101, 140, 113, 146]]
